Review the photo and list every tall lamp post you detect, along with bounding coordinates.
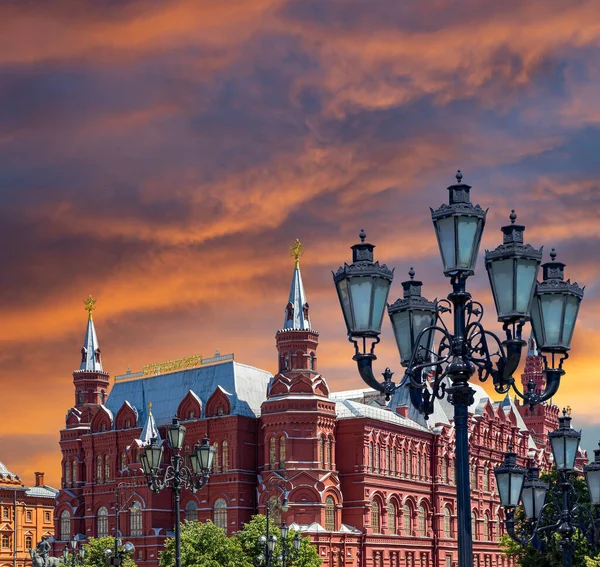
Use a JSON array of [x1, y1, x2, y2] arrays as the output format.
[[62, 539, 85, 567], [332, 171, 585, 567], [496, 411, 600, 567], [140, 419, 215, 567]]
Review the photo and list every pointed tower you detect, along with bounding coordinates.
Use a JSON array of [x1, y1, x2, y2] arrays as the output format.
[[515, 333, 559, 446], [138, 402, 161, 446], [260, 240, 341, 531], [71, 295, 110, 424]]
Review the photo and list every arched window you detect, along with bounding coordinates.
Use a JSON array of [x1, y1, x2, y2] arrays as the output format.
[[375, 444, 380, 473], [320, 436, 325, 467], [104, 455, 111, 482], [403, 505, 412, 535], [222, 441, 229, 472], [72, 461, 77, 485], [325, 496, 335, 531], [391, 448, 396, 476], [60, 510, 71, 540], [444, 507, 452, 538], [130, 502, 143, 536], [418, 506, 426, 536], [407, 450, 413, 477], [120, 452, 127, 471], [327, 438, 333, 468], [471, 513, 478, 540], [483, 514, 490, 540], [451, 459, 456, 483], [371, 501, 380, 533], [368, 442, 374, 472], [64, 461, 71, 486], [325, 438, 331, 468], [483, 467, 489, 492], [269, 438, 276, 468], [279, 437, 286, 468], [386, 446, 390, 472], [417, 452, 422, 478], [471, 464, 477, 489], [388, 503, 397, 535], [76, 391, 83, 405], [96, 455, 103, 484], [97, 506, 109, 538], [402, 451, 407, 475], [185, 501, 198, 522], [212, 442, 219, 473], [214, 498, 227, 530], [25, 536, 32, 550]]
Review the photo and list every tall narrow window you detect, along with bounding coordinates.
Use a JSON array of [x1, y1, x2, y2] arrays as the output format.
[[444, 507, 452, 538], [212, 442, 219, 473], [327, 438, 332, 469], [402, 451, 406, 475], [279, 436, 286, 468], [404, 505, 412, 535], [368, 442, 373, 472], [422, 454, 427, 479], [185, 501, 198, 522], [325, 496, 335, 531], [25, 536, 32, 550], [388, 503, 397, 535], [386, 447, 390, 472], [371, 501, 380, 533], [97, 507, 108, 538], [483, 467, 489, 492], [451, 460, 456, 483], [471, 464, 477, 489], [408, 451, 413, 477], [375, 444, 380, 473], [472, 514, 478, 540], [391, 448, 396, 476], [442, 456, 448, 482], [96, 455, 103, 484], [320, 436, 325, 467], [214, 498, 227, 530], [130, 502, 143, 537], [1, 535, 9, 548], [417, 453, 422, 478], [483, 514, 490, 540], [105, 455, 111, 482], [72, 461, 77, 485], [269, 438, 276, 469], [60, 510, 71, 540], [222, 441, 229, 472], [325, 438, 330, 468], [120, 452, 127, 471], [64, 461, 71, 486], [418, 506, 426, 536]]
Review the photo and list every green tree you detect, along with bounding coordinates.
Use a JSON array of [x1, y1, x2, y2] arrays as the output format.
[[159, 520, 252, 567], [236, 515, 322, 567], [78, 537, 137, 567], [500, 469, 600, 567]]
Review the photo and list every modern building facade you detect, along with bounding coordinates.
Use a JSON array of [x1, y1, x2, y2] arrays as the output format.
[[0, 465, 56, 567], [54, 250, 579, 567]]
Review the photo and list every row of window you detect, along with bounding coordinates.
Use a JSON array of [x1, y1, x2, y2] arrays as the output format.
[[371, 501, 428, 536], [0, 507, 50, 523], [211, 441, 230, 473], [268, 436, 286, 469], [368, 444, 444, 481], [371, 552, 511, 567], [0, 534, 36, 551]]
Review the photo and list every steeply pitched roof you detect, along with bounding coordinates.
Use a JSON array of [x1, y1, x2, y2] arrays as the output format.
[[80, 314, 102, 372], [284, 263, 311, 330], [106, 361, 272, 427], [0, 461, 20, 482]]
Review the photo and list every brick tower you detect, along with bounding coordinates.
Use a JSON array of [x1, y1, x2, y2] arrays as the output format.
[[259, 240, 342, 531]]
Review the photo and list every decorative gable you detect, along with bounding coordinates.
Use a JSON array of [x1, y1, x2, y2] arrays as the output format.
[[206, 386, 231, 418], [91, 405, 113, 433], [177, 390, 203, 420], [115, 401, 138, 430]]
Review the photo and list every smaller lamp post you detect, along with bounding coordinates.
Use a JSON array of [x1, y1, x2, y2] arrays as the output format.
[[496, 410, 600, 567], [104, 541, 135, 566], [62, 539, 85, 567], [140, 421, 214, 567]]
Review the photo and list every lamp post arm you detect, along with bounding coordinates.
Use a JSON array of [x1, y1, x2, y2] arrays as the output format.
[[510, 368, 563, 409]]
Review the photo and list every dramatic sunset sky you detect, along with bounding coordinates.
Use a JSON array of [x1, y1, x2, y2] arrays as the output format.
[[0, 1, 599, 488]]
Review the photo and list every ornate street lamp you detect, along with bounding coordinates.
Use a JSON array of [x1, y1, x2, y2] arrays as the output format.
[[62, 539, 85, 567], [332, 171, 585, 567], [258, 475, 293, 567], [140, 420, 214, 567], [104, 541, 134, 566], [497, 411, 600, 567], [494, 447, 527, 510]]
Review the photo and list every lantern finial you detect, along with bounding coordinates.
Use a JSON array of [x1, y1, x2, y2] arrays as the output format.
[[550, 248, 557, 261], [509, 209, 517, 224], [409, 267, 415, 280], [456, 169, 463, 183], [359, 229, 366, 242]]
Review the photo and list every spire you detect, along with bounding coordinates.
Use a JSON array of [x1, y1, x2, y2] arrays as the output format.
[[80, 295, 102, 372], [139, 402, 161, 446], [284, 239, 311, 330]]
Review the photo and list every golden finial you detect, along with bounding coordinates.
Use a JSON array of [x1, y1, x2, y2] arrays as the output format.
[[566, 406, 572, 417], [83, 294, 97, 319], [148, 402, 153, 412], [290, 239, 304, 268]]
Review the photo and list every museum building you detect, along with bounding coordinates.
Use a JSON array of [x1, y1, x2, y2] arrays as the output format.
[[53, 250, 576, 567]]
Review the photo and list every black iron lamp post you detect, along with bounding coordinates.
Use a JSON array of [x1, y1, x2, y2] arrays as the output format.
[[104, 541, 135, 566], [496, 411, 600, 567], [140, 419, 215, 567], [332, 171, 585, 567], [62, 539, 85, 567]]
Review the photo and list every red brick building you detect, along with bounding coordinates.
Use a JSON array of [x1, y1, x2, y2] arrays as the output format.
[[54, 254, 576, 567]]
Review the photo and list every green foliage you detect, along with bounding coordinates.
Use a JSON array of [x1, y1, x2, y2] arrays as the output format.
[[236, 515, 322, 567], [81, 537, 137, 567], [500, 469, 600, 567], [159, 520, 252, 567]]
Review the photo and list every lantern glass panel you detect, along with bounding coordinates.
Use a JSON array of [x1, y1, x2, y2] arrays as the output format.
[[348, 277, 373, 331], [495, 469, 524, 508], [562, 295, 581, 349], [541, 295, 564, 346], [390, 310, 412, 364], [372, 277, 391, 331], [551, 435, 580, 470], [510, 473, 525, 508], [521, 485, 547, 520], [436, 216, 455, 272], [146, 443, 163, 471], [167, 423, 185, 450], [199, 441, 214, 471], [531, 297, 544, 347], [412, 310, 436, 357], [585, 469, 600, 506], [515, 259, 538, 314], [457, 216, 479, 269], [335, 279, 353, 333], [280, 524, 289, 538], [293, 533, 301, 551], [489, 259, 513, 316]]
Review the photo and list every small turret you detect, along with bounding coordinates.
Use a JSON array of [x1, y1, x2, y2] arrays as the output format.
[[138, 402, 161, 446], [283, 239, 311, 330], [80, 294, 103, 372]]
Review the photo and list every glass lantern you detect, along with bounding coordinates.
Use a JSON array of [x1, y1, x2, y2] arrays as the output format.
[[521, 466, 549, 521], [388, 268, 437, 366], [430, 170, 487, 277], [141, 438, 164, 473], [333, 230, 394, 339], [549, 410, 581, 471], [191, 437, 214, 472], [167, 418, 186, 450], [530, 249, 584, 353], [495, 449, 527, 508], [584, 443, 600, 506], [485, 210, 542, 322]]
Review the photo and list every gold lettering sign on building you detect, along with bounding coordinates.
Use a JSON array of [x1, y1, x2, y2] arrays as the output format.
[[142, 354, 203, 376]]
